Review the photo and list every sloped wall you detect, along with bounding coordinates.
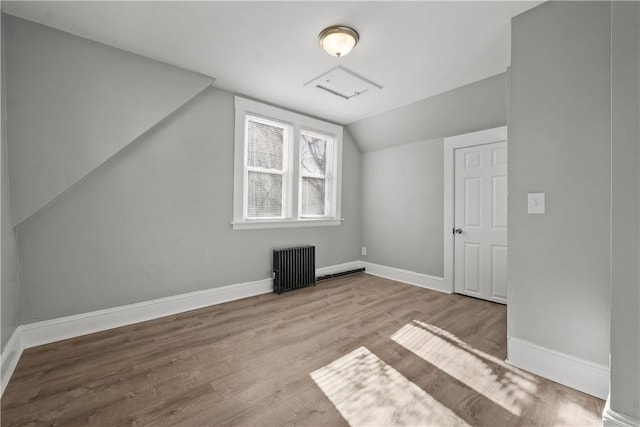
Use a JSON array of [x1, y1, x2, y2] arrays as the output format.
[[6, 16, 362, 323], [3, 15, 214, 226], [347, 73, 506, 153]]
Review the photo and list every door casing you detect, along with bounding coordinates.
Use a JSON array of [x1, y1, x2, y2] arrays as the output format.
[[443, 126, 508, 296]]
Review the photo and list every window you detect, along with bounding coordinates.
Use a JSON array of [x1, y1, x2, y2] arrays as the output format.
[[245, 116, 289, 219], [299, 130, 334, 217], [232, 97, 343, 230]]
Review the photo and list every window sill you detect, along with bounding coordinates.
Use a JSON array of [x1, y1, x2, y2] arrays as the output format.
[[231, 218, 343, 230]]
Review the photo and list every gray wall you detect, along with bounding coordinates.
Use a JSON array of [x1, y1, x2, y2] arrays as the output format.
[[3, 15, 213, 227], [1, 15, 20, 351], [361, 139, 443, 276], [6, 17, 361, 323], [1, 119, 18, 351], [610, 1, 639, 420], [357, 72, 506, 278], [508, 1, 611, 365], [347, 73, 506, 153]]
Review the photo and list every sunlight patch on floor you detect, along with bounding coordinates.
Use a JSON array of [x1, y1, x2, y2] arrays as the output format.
[[554, 399, 601, 426], [391, 320, 538, 416], [310, 346, 469, 427]]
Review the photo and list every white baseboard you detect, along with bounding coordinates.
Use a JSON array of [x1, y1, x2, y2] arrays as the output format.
[[603, 395, 640, 427], [0, 260, 445, 397], [0, 261, 367, 397], [1, 328, 23, 396], [1, 277, 273, 398], [506, 336, 609, 399], [19, 277, 274, 349], [360, 261, 450, 293]]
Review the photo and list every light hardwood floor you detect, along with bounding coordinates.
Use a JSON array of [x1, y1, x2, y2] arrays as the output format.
[[1, 273, 604, 426]]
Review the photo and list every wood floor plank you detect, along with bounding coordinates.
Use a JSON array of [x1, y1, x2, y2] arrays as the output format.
[[1, 274, 604, 426]]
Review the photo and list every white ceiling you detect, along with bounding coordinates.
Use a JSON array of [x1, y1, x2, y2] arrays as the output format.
[[1, 1, 541, 125]]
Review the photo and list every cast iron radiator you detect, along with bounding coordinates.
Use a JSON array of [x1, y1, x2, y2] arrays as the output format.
[[273, 245, 315, 294]]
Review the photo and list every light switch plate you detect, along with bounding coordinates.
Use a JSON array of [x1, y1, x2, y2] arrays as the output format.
[[528, 193, 545, 214]]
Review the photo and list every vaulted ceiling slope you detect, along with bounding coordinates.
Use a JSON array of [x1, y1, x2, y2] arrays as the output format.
[[348, 73, 507, 152], [3, 15, 214, 226], [1, 1, 540, 125]]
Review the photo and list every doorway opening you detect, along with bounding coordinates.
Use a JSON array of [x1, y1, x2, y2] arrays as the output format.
[[443, 126, 508, 304]]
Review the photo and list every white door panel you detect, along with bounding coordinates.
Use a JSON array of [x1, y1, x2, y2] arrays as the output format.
[[463, 242, 481, 294], [491, 244, 508, 300], [454, 141, 507, 304]]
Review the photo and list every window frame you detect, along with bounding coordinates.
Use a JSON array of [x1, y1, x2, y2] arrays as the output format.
[[243, 114, 291, 220], [232, 97, 343, 230], [298, 129, 335, 219]]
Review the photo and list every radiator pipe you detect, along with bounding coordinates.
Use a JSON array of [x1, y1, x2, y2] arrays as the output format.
[[316, 267, 366, 282]]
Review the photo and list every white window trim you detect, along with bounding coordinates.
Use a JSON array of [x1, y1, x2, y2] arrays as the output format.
[[243, 115, 292, 220], [299, 129, 335, 219], [232, 97, 343, 230]]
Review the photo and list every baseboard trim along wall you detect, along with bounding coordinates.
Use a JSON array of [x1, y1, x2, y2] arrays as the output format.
[[603, 395, 640, 427], [0, 261, 367, 396], [506, 336, 609, 400], [19, 278, 276, 349], [12, 261, 611, 404], [360, 261, 449, 293], [1, 329, 23, 396], [1, 276, 274, 397]]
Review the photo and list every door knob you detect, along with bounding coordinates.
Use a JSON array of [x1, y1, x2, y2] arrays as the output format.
[[454, 228, 463, 234]]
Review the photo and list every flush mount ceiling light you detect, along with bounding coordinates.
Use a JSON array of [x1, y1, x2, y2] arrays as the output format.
[[319, 25, 359, 57]]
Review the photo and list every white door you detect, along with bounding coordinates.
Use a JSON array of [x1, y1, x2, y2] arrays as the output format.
[[453, 141, 507, 304]]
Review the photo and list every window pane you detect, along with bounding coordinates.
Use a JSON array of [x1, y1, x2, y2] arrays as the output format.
[[248, 119, 284, 170], [301, 134, 327, 175], [248, 171, 282, 218], [301, 177, 325, 216]]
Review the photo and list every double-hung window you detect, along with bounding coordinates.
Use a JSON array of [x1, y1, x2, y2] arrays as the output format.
[[232, 97, 343, 230], [245, 116, 289, 219], [299, 130, 334, 218]]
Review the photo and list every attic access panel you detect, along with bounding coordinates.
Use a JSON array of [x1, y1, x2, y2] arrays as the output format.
[[305, 66, 382, 100]]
